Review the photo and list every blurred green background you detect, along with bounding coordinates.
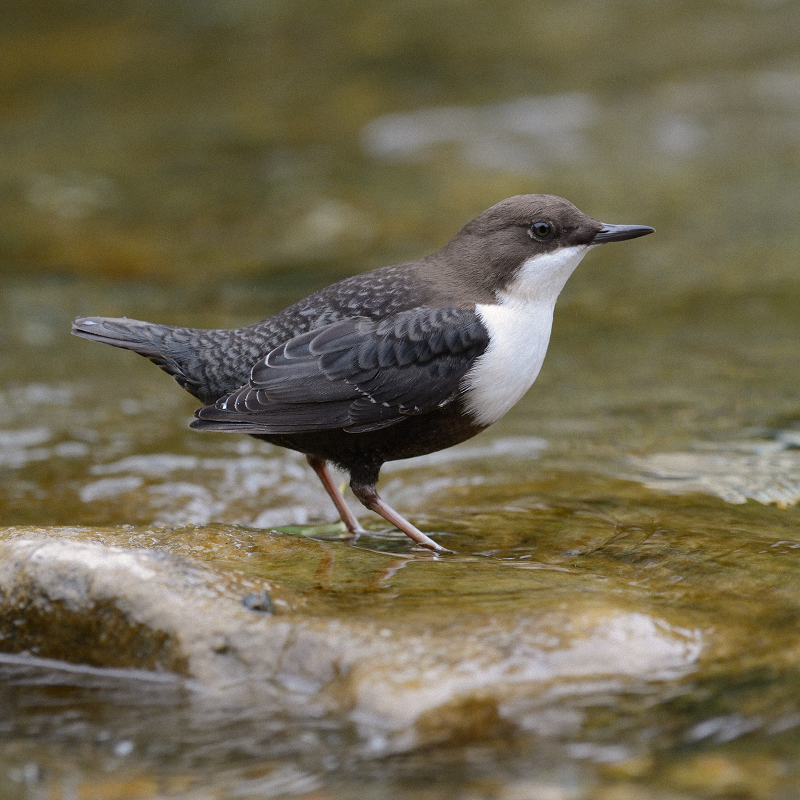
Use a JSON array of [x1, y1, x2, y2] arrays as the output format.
[[4, 2, 800, 799], [3, 0, 799, 298]]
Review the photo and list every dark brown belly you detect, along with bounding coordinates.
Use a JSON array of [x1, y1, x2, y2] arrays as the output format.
[[253, 401, 485, 474]]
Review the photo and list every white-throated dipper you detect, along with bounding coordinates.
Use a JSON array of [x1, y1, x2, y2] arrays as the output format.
[[72, 195, 653, 551]]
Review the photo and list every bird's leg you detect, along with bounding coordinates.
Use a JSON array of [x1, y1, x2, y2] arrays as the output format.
[[306, 455, 366, 534], [349, 469, 446, 552]]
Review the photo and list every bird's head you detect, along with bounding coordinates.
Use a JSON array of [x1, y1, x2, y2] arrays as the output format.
[[438, 194, 654, 303]]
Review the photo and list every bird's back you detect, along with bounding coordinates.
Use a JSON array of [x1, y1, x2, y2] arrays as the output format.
[[71, 259, 446, 404]]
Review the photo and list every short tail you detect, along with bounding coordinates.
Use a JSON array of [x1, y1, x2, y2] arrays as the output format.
[[72, 316, 210, 401]]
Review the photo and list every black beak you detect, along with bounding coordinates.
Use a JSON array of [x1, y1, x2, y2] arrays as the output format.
[[592, 223, 655, 244]]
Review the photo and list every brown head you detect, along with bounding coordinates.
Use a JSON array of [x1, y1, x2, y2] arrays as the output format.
[[432, 194, 654, 303]]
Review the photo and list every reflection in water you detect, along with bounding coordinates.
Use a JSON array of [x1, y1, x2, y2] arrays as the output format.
[[25, 173, 120, 220], [361, 93, 597, 170], [628, 431, 800, 506], [361, 73, 800, 191]]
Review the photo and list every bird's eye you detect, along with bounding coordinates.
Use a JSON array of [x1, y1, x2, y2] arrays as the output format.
[[529, 221, 552, 239]]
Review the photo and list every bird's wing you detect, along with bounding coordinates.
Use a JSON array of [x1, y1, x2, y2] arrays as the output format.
[[191, 307, 489, 434]]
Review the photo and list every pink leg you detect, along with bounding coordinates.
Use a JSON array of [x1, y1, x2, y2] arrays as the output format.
[[350, 482, 447, 552], [306, 455, 366, 534]]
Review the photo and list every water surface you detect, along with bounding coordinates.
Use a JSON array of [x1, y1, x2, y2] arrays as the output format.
[[2, 1, 800, 798]]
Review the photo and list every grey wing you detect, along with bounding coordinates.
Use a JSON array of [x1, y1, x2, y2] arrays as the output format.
[[191, 307, 490, 434]]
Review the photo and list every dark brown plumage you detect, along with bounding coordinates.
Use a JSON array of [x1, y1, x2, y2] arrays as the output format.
[[72, 195, 653, 550]]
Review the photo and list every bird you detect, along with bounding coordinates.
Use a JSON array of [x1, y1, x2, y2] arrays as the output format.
[[72, 194, 654, 552]]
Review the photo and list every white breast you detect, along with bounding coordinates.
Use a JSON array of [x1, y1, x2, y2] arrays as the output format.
[[462, 244, 590, 427]]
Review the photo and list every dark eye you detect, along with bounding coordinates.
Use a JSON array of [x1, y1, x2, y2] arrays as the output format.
[[529, 221, 552, 239]]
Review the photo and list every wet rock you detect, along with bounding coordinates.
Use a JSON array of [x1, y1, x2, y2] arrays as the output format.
[[350, 611, 702, 753], [0, 534, 304, 695], [241, 589, 275, 614], [0, 528, 705, 754]]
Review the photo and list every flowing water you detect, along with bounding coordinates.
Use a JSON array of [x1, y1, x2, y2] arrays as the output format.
[[2, 1, 800, 798]]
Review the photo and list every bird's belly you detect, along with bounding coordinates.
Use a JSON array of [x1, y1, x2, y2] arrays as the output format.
[[254, 401, 485, 470]]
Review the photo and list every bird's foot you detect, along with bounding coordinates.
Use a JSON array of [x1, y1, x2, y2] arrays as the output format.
[[350, 483, 451, 552]]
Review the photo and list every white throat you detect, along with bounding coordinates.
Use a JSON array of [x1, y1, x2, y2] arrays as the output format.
[[463, 244, 590, 427]]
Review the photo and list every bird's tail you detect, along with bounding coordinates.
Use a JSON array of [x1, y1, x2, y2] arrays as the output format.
[[72, 317, 172, 357], [72, 316, 216, 402]]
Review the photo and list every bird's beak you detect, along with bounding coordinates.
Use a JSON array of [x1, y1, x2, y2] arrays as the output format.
[[592, 223, 655, 244]]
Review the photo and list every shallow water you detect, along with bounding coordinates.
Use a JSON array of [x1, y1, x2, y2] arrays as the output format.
[[3, 1, 800, 798]]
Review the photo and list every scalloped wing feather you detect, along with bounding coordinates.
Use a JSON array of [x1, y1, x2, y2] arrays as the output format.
[[192, 307, 489, 434]]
